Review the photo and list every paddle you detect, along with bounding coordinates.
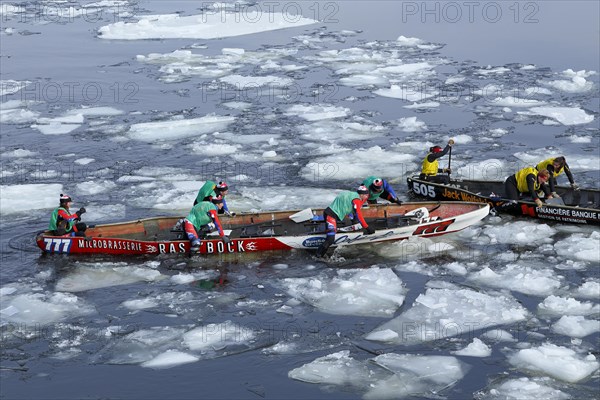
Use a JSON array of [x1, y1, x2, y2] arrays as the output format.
[[447, 146, 452, 175]]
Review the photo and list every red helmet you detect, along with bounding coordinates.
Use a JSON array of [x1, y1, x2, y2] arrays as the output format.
[[59, 193, 72, 204], [369, 178, 383, 193], [216, 181, 228, 191], [211, 195, 224, 204], [430, 146, 443, 153]]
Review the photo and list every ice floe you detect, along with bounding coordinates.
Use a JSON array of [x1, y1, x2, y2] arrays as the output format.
[[476, 377, 570, 400], [538, 295, 600, 317], [508, 343, 599, 383], [554, 231, 600, 263], [99, 11, 317, 40], [55, 262, 165, 292], [0, 183, 63, 214], [467, 264, 563, 297], [551, 315, 600, 338], [523, 106, 594, 125], [452, 338, 492, 357], [127, 115, 235, 141], [544, 69, 596, 93]]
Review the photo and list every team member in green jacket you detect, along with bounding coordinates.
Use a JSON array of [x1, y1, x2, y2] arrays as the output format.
[[193, 180, 233, 215], [362, 176, 402, 205], [184, 195, 230, 251], [48, 194, 87, 236], [316, 185, 374, 258]]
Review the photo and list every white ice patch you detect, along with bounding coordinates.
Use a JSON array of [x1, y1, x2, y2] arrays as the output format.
[[482, 221, 557, 246], [300, 146, 415, 181], [76, 180, 117, 195], [31, 113, 84, 135], [467, 264, 562, 297], [183, 321, 256, 351], [552, 315, 600, 338], [554, 231, 600, 263], [397, 116, 426, 132], [544, 69, 596, 93], [574, 279, 600, 299], [479, 377, 570, 400], [452, 338, 492, 357], [0, 79, 29, 96], [366, 287, 528, 345], [0, 100, 40, 124], [99, 11, 317, 40], [508, 343, 599, 383], [237, 186, 339, 211], [538, 295, 600, 316], [219, 74, 294, 88], [140, 350, 199, 369], [121, 298, 159, 311], [127, 115, 235, 141], [455, 158, 506, 181], [297, 119, 387, 143], [374, 84, 438, 102], [0, 183, 62, 214], [1, 291, 95, 326], [55, 263, 165, 292], [285, 104, 351, 121], [280, 268, 405, 317], [482, 329, 517, 342], [523, 106, 594, 125], [288, 350, 373, 387], [486, 96, 547, 108], [1, 148, 37, 158]]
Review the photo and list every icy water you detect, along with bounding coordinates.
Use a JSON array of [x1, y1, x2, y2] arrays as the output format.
[[1, 1, 599, 399]]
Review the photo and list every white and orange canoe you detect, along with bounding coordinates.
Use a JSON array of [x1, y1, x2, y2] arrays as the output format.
[[36, 202, 489, 256]]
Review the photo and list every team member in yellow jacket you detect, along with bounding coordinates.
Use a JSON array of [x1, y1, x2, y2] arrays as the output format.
[[504, 167, 552, 207], [536, 156, 578, 195], [420, 139, 454, 184]]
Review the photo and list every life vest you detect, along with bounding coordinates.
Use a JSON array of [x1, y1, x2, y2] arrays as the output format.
[[421, 153, 438, 176], [329, 191, 361, 221], [186, 201, 218, 229], [49, 207, 74, 232], [536, 157, 564, 177], [515, 167, 540, 193]]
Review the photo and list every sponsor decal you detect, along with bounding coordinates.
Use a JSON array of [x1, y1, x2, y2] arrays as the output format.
[[43, 238, 72, 253], [245, 242, 258, 251], [203, 240, 247, 254], [442, 187, 496, 205], [533, 205, 597, 224], [412, 219, 455, 235], [302, 237, 325, 247], [157, 242, 187, 254], [78, 238, 143, 252]]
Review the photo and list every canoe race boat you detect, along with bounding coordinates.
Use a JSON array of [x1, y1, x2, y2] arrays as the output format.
[[407, 176, 600, 226], [36, 202, 489, 256]]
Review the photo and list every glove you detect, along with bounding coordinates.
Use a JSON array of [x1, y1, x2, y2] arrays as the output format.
[[225, 211, 236, 217], [363, 226, 375, 235], [444, 168, 452, 174], [222, 236, 231, 244], [392, 198, 402, 205], [571, 183, 580, 191], [551, 192, 560, 198], [75, 207, 86, 218], [534, 198, 543, 207], [448, 139, 455, 146]]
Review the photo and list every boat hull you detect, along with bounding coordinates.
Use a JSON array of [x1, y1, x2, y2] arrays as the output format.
[[407, 176, 600, 225], [36, 202, 490, 256]]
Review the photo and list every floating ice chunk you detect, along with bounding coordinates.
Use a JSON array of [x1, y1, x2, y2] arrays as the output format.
[[482, 329, 517, 342], [219, 74, 294, 88], [285, 104, 350, 121], [128, 115, 235, 141], [574, 279, 600, 299], [55, 264, 165, 292], [468, 264, 562, 296], [367, 287, 528, 345], [76, 180, 117, 195], [1, 148, 37, 158], [288, 350, 373, 387], [31, 112, 84, 134], [281, 268, 405, 317], [487, 96, 547, 107], [365, 329, 398, 342], [0, 79, 29, 96], [568, 135, 592, 143], [141, 350, 199, 369], [0, 101, 40, 124], [374, 84, 438, 102], [524, 106, 594, 125], [397, 116, 426, 132], [544, 69, 595, 93], [479, 377, 570, 400], [183, 321, 256, 351], [538, 295, 600, 316], [452, 338, 492, 357], [508, 343, 599, 383], [74, 158, 95, 165], [554, 231, 600, 263], [1, 292, 95, 326], [0, 183, 62, 214], [99, 12, 317, 40], [403, 101, 440, 109], [552, 315, 600, 338], [483, 221, 557, 245], [396, 35, 424, 46], [121, 298, 159, 311], [297, 120, 387, 143]]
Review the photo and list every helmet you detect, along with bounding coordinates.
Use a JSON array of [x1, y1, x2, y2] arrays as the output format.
[[211, 195, 224, 204], [215, 181, 229, 192], [430, 146, 443, 153], [369, 178, 383, 193], [357, 185, 369, 195], [59, 194, 72, 204]]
